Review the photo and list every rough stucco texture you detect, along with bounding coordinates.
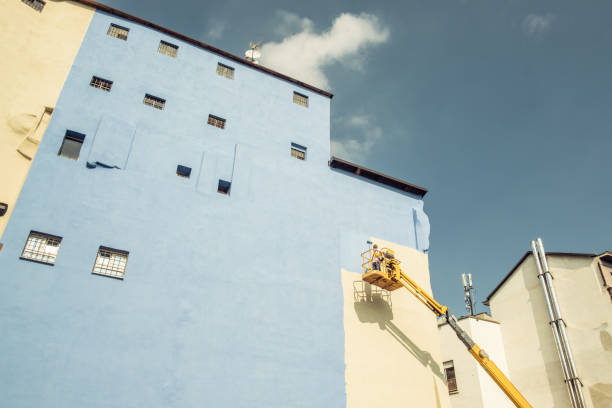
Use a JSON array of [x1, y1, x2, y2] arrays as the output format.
[[0, 10, 430, 408]]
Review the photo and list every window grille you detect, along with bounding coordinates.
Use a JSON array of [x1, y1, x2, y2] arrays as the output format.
[[90, 76, 113, 92], [158, 40, 178, 58], [143, 94, 165, 110], [218, 179, 231, 195], [58, 130, 85, 160], [92, 246, 128, 279], [176, 165, 192, 178], [22, 0, 45, 12], [216, 63, 235, 79], [20, 231, 62, 265], [293, 92, 308, 107], [290, 143, 307, 160], [443, 360, 458, 394], [207, 115, 226, 129], [107, 23, 129, 40]]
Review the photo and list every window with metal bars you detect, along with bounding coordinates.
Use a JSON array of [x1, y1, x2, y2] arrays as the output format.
[[58, 130, 85, 160], [92, 246, 128, 279], [216, 63, 235, 79], [107, 23, 129, 40], [22, 0, 45, 12], [443, 360, 458, 394], [143, 94, 165, 110], [207, 115, 226, 129], [90, 76, 113, 92], [20, 231, 62, 265], [290, 142, 307, 160], [293, 92, 308, 107], [158, 40, 178, 58]]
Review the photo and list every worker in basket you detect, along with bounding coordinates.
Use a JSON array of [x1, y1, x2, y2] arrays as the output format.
[[371, 244, 384, 271]]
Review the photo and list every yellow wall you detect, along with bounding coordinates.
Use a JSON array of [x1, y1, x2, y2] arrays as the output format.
[[342, 238, 451, 408], [0, 0, 94, 238]]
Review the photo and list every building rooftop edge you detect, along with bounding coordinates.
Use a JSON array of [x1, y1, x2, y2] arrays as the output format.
[[328, 156, 428, 197], [70, 0, 334, 99], [437, 312, 500, 327], [483, 251, 600, 306]]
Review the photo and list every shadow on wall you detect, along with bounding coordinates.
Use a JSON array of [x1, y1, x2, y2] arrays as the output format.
[[353, 281, 445, 381]]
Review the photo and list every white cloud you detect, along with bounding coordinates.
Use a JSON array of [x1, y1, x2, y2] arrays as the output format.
[[206, 20, 225, 40], [260, 11, 390, 89], [331, 115, 383, 161], [522, 13, 554, 37]]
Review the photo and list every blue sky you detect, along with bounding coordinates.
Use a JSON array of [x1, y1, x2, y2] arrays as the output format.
[[102, 0, 612, 314]]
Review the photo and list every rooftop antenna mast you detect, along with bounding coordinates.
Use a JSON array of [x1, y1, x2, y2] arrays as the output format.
[[462, 273, 475, 316], [245, 40, 262, 65]]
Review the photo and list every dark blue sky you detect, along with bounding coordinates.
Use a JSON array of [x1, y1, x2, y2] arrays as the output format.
[[102, 0, 612, 314]]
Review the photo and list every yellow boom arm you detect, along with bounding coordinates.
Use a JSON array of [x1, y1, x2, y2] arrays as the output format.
[[361, 248, 533, 408]]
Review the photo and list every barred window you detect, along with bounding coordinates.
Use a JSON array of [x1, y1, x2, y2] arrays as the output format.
[[92, 247, 128, 279], [22, 0, 45, 12], [144, 94, 165, 110], [107, 23, 129, 41], [216, 63, 235, 79], [58, 130, 85, 160], [444, 360, 458, 394], [207, 115, 226, 129], [293, 92, 308, 107], [20, 231, 62, 265], [90, 76, 113, 92], [290, 142, 307, 160], [158, 40, 178, 58]]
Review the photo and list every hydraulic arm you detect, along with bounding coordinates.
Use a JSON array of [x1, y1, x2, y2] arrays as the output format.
[[361, 247, 533, 408]]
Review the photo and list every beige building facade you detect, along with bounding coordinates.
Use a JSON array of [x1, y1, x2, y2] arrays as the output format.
[[0, 0, 94, 238], [485, 251, 612, 408]]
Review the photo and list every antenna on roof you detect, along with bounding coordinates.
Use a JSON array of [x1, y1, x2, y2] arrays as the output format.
[[462, 273, 475, 316], [245, 40, 262, 65]]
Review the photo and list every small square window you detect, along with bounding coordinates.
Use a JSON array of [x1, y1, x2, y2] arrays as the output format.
[[207, 115, 226, 129], [293, 92, 308, 107], [290, 142, 307, 160], [217, 180, 231, 195], [58, 130, 85, 160], [216, 63, 235, 79], [20, 231, 62, 265], [176, 165, 192, 178], [144, 94, 165, 110], [22, 0, 45, 12], [107, 23, 129, 40], [90, 76, 113, 92], [92, 246, 128, 279], [444, 360, 458, 394], [158, 40, 178, 58]]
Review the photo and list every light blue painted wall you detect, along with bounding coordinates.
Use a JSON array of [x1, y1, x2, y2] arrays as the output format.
[[0, 10, 430, 408]]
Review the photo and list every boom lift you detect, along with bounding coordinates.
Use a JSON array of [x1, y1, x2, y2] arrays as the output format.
[[361, 247, 533, 408]]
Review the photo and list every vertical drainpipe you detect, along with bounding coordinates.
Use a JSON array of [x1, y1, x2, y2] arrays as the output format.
[[532, 239, 586, 408]]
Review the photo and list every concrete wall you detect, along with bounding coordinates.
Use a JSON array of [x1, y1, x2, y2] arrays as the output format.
[[343, 240, 450, 408], [489, 254, 612, 408], [0, 0, 93, 238], [0, 9, 433, 408], [439, 316, 514, 408]]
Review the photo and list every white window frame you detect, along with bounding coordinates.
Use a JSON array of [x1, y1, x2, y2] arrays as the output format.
[[293, 91, 308, 107], [92, 246, 129, 279], [158, 40, 178, 58], [20, 231, 62, 265], [107, 23, 129, 41], [216, 63, 235, 79]]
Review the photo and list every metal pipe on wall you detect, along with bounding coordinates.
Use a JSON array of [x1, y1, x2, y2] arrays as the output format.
[[535, 238, 586, 408], [531, 241, 579, 408]]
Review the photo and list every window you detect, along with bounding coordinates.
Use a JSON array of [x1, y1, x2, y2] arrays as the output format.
[[58, 130, 85, 160], [176, 165, 192, 178], [22, 0, 45, 12], [20, 231, 62, 265], [444, 360, 458, 394], [143, 94, 165, 110], [216, 63, 235, 79], [290, 142, 307, 160], [90, 76, 113, 92], [107, 23, 129, 40], [92, 246, 128, 279], [158, 40, 178, 58], [207, 115, 226, 129], [293, 91, 308, 107], [217, 179, 231, 195]]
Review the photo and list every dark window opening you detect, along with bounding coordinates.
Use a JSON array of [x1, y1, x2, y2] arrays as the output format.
[[58, 130, 85, 160], [217, 179, 231, 195], [176, 165, 192, 178], [291, 142, 307, 160], [22, 0, 45, 12], [444, 360, 458, 394], [144, 94, 165, 110], [90, 76, 113, 92]]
